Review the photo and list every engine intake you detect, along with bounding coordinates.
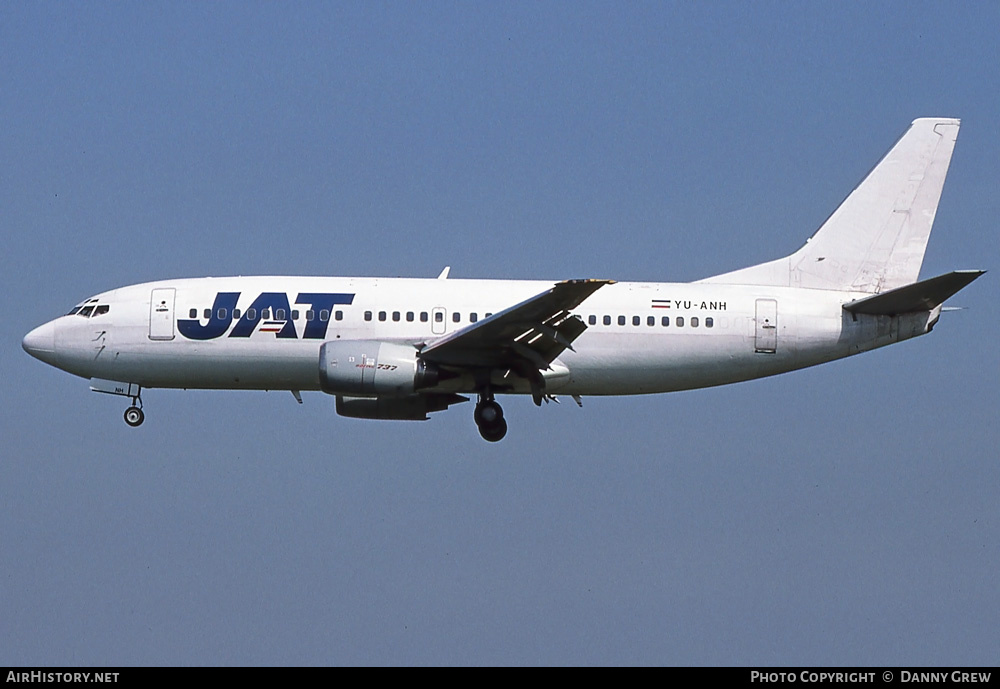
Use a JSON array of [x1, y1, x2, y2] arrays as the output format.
[[319, 340, 439, 396]]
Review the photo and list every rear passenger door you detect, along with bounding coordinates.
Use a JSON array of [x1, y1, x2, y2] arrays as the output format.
[[754, 299, 777, 353]]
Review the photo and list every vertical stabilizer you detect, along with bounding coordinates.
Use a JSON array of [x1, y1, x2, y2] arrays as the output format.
[[700, 118, 960, 292]]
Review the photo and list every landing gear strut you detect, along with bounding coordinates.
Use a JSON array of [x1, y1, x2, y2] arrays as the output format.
[[124, 393, 144, 427], [474, 394, 507, 442], [89, 379, 146, 427]]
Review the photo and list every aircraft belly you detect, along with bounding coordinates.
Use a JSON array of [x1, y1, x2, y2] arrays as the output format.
[[111, 342, 322, 390], [560, 332, 756, 395], [561, 319, 846, 395]]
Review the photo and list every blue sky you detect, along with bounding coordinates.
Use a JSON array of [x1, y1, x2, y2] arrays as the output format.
[[3, 2, 998, 665]]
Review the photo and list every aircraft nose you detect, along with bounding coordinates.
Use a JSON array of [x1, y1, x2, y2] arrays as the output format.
[[22, 320, 56, 360]]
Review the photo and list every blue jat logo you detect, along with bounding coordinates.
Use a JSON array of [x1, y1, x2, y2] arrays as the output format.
[[177, 292, 355, 340]]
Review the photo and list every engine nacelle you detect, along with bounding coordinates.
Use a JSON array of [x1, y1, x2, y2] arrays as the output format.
[[319, 340, 439, 396]]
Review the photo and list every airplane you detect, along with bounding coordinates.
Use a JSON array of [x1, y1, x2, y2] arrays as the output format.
[[22, 118, 984, 442]]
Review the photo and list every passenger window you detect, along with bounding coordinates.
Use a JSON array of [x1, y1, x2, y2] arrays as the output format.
[[335, 311, 343, 321], [632, 316, 640, 326], [588, 315, 596, 326], [452, 312, 460, 323], [647, 316, 654, 326], [485, 313, 493, 318], [618, 315, 626, 326], [320, 310, 330, 321], [420, 312, 429, 323], [247, 308, 257, 320], [233, 309, 241, 319], [189, 308, 197, 319], [217, 308, 226, 320], [676, 316, 684, 327], [406, 312, 414, 322], [203, 308, 211, 319], [470, 313, 478, 323], [662, 316, 669, 326], [435, 312, 444, 323], [364, 311, 372, 321], [261, 309, 270, 320], [275, 309, 285, 320], [378, 311, 386, 321], [292, 310, 299, 320], [691, 317, 699, 327], [603, 315, 611, 326], [306, 310, 315, 321], [392, 311, 400, 322], [706, 317, 714, 328]]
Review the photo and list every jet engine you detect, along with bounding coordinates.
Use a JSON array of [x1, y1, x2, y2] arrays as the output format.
[[319, 340, 440, 396]]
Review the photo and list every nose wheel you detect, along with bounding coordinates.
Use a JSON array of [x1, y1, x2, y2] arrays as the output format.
[[124, 406, 145, 427], [474, 396, 507, 442], [123, 392, 144, 427]]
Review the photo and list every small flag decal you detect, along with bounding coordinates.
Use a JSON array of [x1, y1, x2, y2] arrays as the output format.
[[259, 320, 285, 333]]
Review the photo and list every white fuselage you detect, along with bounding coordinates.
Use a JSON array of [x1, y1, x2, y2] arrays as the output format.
[[25, 275, 936, 397], [20, 119, 974, 439]]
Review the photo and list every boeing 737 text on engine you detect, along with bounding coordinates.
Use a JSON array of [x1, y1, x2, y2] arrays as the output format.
[[22, 119, 984, 441]]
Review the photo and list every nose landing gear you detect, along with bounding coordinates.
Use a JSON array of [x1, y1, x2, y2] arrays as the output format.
[[89, 379, 146, 427], [123, 391, 144, 427], [124, 405, 145, 427], [474, 394, 507, 442]]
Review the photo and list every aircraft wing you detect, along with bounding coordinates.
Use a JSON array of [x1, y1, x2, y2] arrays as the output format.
[[419, 279, 613, 394]]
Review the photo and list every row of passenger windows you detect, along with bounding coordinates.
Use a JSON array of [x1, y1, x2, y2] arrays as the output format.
[[190, 309, 499, 324], [363, 311, 493, 323], [65, 296, 720, 330], [189, 308, 336, 322], [186, 308, 484, 323], [188, 306, 714, 330], [588, 314, 714, 328]]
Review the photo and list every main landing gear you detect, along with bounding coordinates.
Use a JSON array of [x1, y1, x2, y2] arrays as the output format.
[[474, 394, 507, 442]]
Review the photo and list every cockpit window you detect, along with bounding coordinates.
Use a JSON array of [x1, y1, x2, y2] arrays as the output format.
[[93, 305, 110, 317], [69, 298, 100, 317]]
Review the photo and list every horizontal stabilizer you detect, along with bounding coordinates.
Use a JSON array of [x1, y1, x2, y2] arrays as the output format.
[[843, 270, 984, 315]]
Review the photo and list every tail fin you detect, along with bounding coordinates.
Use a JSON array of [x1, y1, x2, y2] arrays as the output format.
[[700, 118, 961, 293]]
